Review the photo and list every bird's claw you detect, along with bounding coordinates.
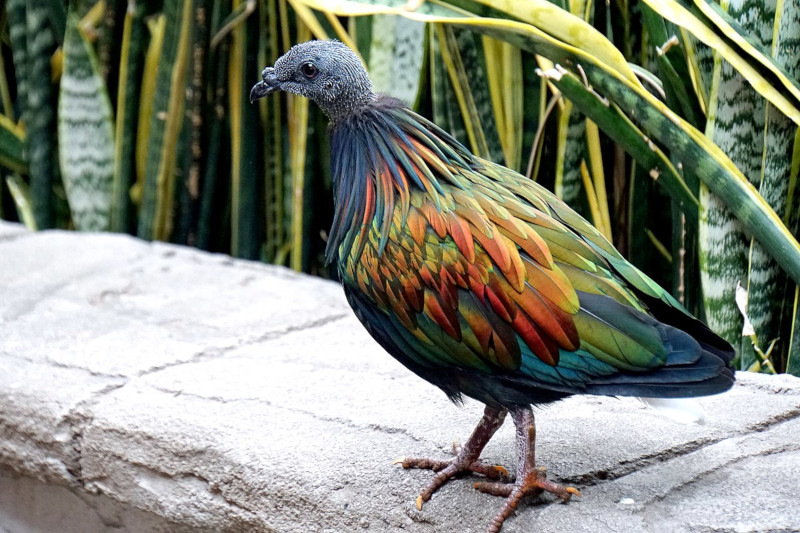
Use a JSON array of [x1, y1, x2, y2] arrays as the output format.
[[452, 439, 462, 454], [415, 495, 424, 511], [492, 465, 509, 478]]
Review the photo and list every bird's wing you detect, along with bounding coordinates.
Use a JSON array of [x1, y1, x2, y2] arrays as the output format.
[[335, 104, 731, 399], [477, 158, 683, 310], [338, 160, 725, 396]]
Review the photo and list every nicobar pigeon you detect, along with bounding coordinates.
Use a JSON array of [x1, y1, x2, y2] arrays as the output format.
[[250, 40, 734, 533]]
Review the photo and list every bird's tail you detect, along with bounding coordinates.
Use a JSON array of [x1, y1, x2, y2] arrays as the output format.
[[575, 293, 735, 399]]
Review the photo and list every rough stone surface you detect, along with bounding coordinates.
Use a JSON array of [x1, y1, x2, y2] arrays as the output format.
[[2, 220, 799, 533]]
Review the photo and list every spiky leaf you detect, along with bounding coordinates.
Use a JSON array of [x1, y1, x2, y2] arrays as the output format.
[[58, 13, 115, 232]]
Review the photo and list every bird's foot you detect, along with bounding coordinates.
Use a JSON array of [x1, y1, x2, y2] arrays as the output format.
[[395, 455, 510, 509], [394, 405, 509, 510], [474, 466, 580, 533], [470, 406, 580, 533]]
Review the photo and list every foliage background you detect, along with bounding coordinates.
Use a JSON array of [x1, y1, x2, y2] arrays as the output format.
[[1, 0, 799, 374]]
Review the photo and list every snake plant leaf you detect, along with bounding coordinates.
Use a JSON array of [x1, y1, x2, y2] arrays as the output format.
[[137, 0, 192, 241], [368, 15, 426, 108], [474, 0, 640, 86], [483, 37, 523, 171], [0, 114, 27, 175], [554, 101, 587, 218], [367, 14, 399, 95], [787, 132, 800, 374], [5, 175, 36, 230], [760, 0, 800, 371], [437, 24, 502, 161], [639, 4, 704, 126], [788, 288, 800, 376], [44, 0, 66, 45], [454, 27, 504, 163], [641, 0, 800, 126], [111, 1, 145, 234], [699, 0, 777, 363], [743, 0, 799, 368], [175, 1, 211, 245], [391, 18, 426, 109], [430, 24, 468, 148], [257, 0, 285, 263], [7, 0, 28, 105], [58, 12, 115, 232], [230, 0, 263, 260], [21, 0, 58, 229], [587, 64, 800, 286], [696, 0, 800, 90], [286, 0, 330, 40], [287, 23, 313, 271]]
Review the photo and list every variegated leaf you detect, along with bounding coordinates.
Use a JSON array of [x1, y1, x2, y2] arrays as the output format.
[[58, 13, 115, 232], [699, 0, 776, 363]]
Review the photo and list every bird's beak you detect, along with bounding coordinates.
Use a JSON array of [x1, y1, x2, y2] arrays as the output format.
[[249, 67, 280, 103]]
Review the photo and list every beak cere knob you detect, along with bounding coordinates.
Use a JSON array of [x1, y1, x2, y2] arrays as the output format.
[[249, 82, 268, 103], [249, 67, 279, 103]]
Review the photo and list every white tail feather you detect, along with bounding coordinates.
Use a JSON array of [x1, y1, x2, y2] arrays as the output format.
[[638, 397, 707, 424]]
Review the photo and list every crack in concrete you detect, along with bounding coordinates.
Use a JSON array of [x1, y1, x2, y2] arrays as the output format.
[[62, 381, 129, 489], [0, 350, 133, 382], [47, 358, 129, 380], [734, 378, 800, 396], [405, 508, 438, 527], [135, 313, 350, 379], [139, 378, 800, 497], [564, 403, 800, 487], [742, 404, 800, 432], [241, 312, 351, 346], [3, 312, 353, 493], [81, 452, 269, 528], [564, 435, 720, 487], [73, 491, 134, 530], [142, 383, 432, 448], [135, 347, 229, 378], [0, 350, 38, 365], [641, 443, 800, 506]]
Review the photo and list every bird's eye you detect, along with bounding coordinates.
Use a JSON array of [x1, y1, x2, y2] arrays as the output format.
[[301, 62, 318, 79]]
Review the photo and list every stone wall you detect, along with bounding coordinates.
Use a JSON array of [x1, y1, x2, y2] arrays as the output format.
[[2, 222, 799, 532]]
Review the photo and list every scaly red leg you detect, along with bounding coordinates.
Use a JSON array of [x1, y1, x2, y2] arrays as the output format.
[[474, 405, 580, 533], [396, 405, 510, 509]]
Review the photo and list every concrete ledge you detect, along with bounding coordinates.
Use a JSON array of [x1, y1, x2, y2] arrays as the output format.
[[2, 221, 799, 532]]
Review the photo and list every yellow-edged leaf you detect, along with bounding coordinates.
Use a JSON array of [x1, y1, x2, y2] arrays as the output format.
[[642, 0, 800, 126]]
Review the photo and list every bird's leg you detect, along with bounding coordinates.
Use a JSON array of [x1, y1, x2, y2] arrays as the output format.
[[474, 405, 580, 533], [397, 404, 510, 509]]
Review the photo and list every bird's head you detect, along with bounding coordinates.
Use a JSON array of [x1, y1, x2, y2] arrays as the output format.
[[249, 40, 375, 122]]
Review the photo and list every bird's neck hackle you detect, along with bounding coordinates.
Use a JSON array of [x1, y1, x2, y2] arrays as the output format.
[[325, 95, 476, 265]]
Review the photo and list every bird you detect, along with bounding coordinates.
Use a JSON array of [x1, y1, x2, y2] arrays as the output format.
[[250, 39, 735, 533]]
